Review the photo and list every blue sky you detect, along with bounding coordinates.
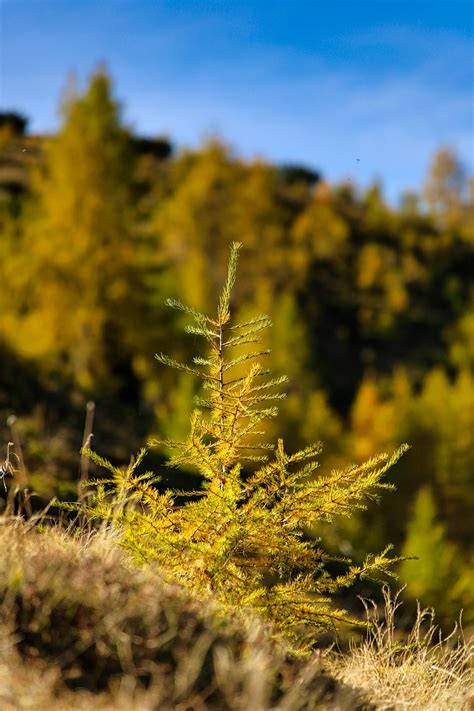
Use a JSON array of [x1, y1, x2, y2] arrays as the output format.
[[1, 0, 473, 202]]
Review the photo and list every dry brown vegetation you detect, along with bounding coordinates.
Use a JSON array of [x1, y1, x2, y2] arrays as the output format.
[[0, 519, 370, 710], [0, 519, 471, 710], [327, 588, 474, 710]]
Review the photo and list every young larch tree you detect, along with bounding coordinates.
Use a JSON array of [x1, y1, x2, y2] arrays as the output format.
[[81, 242, 408, 651]]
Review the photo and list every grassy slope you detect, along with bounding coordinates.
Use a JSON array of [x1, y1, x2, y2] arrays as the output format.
[[0, 519, 471, 711], [0, 519, 369, 711]]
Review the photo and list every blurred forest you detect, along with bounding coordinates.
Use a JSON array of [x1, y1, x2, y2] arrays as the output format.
[[0, 69, 473, 626]]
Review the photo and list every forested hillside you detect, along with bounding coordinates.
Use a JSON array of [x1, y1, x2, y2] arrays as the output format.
[[0, 69, 473, 627]]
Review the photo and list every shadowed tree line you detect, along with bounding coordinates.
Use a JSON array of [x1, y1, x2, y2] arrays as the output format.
[[0, 69, 473, 626]]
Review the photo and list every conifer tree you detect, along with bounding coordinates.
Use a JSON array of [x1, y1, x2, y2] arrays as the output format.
[[400, 486, 456, 609], [424, 148, 465, 222], [4, 68, 136, 391], [80, 242, 407, 650], [399, 485, 474, 625]]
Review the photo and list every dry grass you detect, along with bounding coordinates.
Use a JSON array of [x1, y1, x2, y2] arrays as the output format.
[[1, 518, 471, 710], [326, 587, 474, 710], [0, 518, 369, 711]]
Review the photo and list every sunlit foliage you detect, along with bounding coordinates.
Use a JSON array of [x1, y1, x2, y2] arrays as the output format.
[[0, 68, 473, 627], [79, 243, 407, 650]]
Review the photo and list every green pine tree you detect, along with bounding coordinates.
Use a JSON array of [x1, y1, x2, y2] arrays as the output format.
[[80, 242, 407, 651], [400, 486, 455, 603]]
